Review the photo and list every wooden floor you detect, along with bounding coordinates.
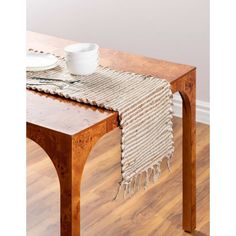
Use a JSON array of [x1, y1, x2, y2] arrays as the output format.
[[27, 117, 209, 236]]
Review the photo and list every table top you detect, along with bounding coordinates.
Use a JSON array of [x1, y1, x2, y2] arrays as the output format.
[[27, 90, 116, 136], [27, 31, 195, 136]]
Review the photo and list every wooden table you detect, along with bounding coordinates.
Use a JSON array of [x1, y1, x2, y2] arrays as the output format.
[[27, 31, 196, 235]]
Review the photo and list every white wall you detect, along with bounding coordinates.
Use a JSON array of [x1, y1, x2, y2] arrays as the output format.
[[27, 0, 209, 103]]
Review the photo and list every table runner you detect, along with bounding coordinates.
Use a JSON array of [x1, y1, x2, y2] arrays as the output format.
[[26, 50, 174, 197]]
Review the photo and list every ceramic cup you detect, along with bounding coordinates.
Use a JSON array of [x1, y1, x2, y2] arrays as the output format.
[[66, 58, 98, 75], [64, 43, 99, 75]]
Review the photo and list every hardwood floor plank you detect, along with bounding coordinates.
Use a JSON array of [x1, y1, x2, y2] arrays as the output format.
[[27, 117, 209, 235]]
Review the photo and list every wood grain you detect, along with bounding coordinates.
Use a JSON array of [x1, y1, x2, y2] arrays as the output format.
[[27, 90, 117, 136], [27, 117, 209, 236]]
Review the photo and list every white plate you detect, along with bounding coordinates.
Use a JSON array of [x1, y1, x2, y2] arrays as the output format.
[[26, 52, 59, 71]]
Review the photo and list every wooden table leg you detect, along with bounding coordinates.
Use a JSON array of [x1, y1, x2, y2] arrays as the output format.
[[60, 131, 104, 236], [179, 70, 196, 232], [27, 121, 116, 236]]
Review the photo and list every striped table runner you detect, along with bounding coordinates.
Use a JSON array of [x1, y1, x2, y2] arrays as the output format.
[[26, 51, 174, 198]]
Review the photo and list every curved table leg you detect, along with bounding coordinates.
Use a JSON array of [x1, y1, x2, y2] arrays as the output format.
[[27, 120, 117, 236], [179, 70, 196, 232], [171, 69, 196, 233]]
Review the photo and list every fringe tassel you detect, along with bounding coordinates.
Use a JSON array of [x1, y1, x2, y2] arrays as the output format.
[[166, 157, 172, 173], [113, 160, 170, 200], [166, 152, 174, 173]]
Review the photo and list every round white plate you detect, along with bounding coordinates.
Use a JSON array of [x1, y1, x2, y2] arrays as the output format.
[[26, 52, 59, 71]]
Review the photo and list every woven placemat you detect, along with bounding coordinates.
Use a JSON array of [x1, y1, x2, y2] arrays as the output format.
[[26, 50, 174, 198]]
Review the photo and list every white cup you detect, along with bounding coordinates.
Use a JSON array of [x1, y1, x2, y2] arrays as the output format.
[[66, 59, 99, 76], [64, 43, 99, 75]]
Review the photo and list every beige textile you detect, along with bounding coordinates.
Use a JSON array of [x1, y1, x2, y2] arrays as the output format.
[[26, 51, 174, 197]]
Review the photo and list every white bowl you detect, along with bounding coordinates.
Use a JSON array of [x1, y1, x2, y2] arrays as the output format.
[[64, 43, 99, 58], [66, 59, 98, 75], [64, 43, 99, 75]]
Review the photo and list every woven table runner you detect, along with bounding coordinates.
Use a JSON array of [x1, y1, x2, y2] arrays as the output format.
[[26, 51, 174, 197]]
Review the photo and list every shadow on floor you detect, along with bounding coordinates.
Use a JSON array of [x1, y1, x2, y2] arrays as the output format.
[[189, 230, 208, 236]]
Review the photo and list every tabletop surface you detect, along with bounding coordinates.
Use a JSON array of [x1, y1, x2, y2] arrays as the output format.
[[27, 91, 116, 136], [27, 31, 194, 136]]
